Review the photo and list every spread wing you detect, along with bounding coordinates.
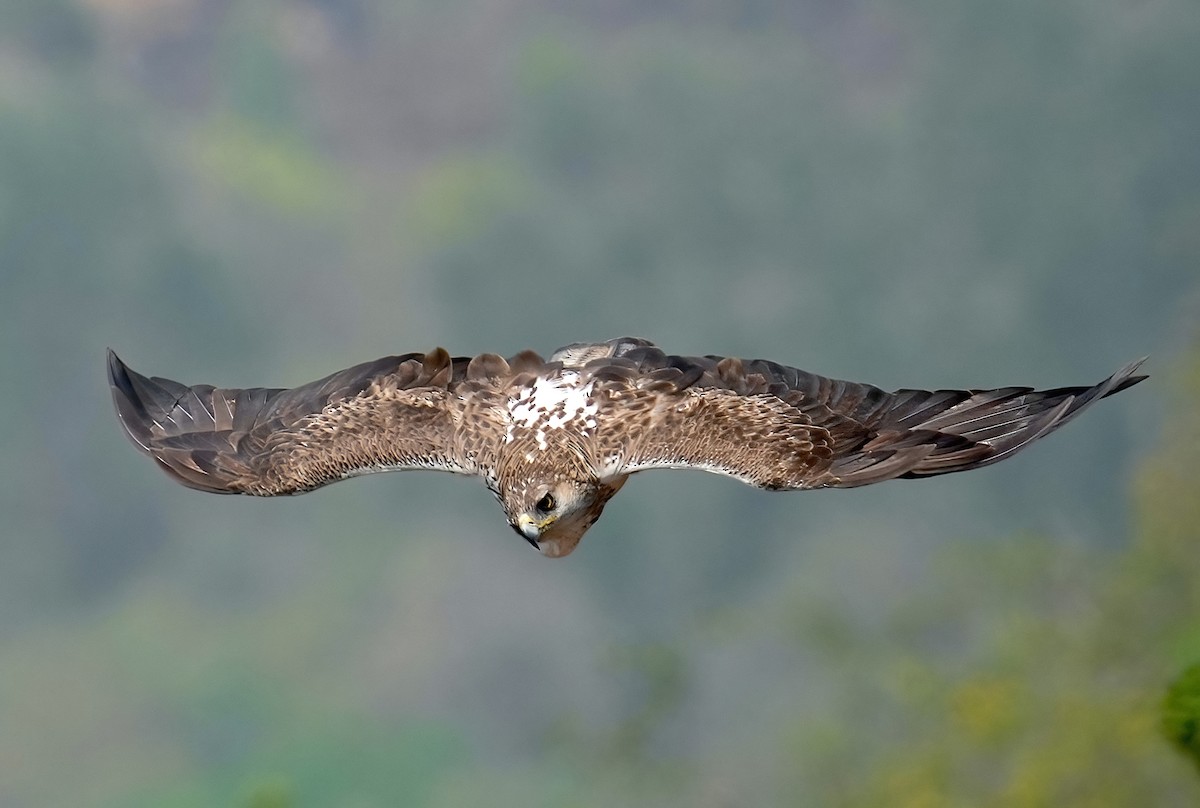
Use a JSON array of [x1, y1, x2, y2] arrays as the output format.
[[568, 339, 1147, 490], [107, 348, 511, 495]]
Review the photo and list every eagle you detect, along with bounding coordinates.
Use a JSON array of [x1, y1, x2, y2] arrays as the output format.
[[108, 338, 1145, 558]]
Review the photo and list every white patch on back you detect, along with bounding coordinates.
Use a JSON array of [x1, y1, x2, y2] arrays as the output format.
[[505, 372, 599, 449]]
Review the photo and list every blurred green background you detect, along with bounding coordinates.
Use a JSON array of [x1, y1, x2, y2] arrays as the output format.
[[2, 0, 1199, 805]]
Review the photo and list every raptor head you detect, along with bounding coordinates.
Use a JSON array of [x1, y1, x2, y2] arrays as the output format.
[[501, 475, 627, 558]]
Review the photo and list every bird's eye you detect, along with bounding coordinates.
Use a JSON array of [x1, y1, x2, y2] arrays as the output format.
[[536, 493, 557, 513]]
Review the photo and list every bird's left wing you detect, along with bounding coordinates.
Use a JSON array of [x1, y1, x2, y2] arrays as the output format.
[[108, 348, 508, 495], [583, 359, 838, 490], [569, 338, 1145, 491]]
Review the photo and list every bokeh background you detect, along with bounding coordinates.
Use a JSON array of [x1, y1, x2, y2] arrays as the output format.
[[3, 1, 1199, 805]]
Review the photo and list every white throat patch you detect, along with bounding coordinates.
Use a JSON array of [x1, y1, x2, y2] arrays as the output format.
[[506, 372, 599, 449]]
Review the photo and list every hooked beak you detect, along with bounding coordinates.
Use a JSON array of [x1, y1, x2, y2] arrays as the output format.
[[516, 514, 541, 548]]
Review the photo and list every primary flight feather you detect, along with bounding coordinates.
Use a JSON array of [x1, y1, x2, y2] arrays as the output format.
[[107, 338, 1146, 557]]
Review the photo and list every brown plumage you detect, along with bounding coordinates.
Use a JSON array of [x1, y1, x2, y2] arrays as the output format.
[[108, 338, 1146, 557]]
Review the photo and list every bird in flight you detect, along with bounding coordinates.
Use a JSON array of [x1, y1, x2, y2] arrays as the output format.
[[108, 338, 1145, 558]]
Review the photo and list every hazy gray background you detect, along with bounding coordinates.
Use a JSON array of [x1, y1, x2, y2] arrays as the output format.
[[2, 1, 1199, 805]]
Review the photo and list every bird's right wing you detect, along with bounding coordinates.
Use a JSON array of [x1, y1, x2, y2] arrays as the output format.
[[107, 348, 504, 495]]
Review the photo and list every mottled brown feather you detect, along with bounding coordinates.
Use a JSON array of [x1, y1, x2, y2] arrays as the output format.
[[108, 349, 481, 495], [603, 342, 1145, 488]]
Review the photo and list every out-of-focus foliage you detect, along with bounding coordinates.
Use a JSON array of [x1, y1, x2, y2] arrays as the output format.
[[1164, 664, 1200, 773], [765, 346, 1200, 806], [194, 114, 344, 216], [2, 0, 1199, 805]]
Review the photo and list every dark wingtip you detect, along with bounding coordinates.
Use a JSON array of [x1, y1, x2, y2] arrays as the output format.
[[107, 348, 130, 392], [106, 349, 155, 451], [106, 348, 142, 416], [1099, 357, 1149, 399]]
